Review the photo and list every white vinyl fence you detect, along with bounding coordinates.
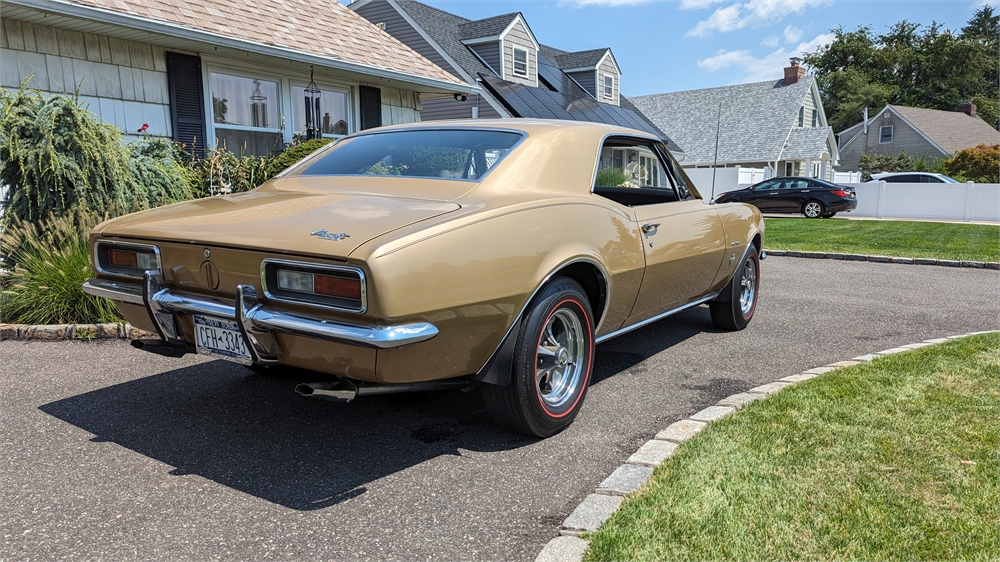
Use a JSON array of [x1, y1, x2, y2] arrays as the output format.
[[685, 167, 772, 199], [847, 181, 999, 222]]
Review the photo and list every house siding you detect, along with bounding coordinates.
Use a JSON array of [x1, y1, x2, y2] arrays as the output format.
[[419, 94, 501, 121], [353, 0, 463, 80], [568, 70, 595, 98], [366, 84, 422, 126], [501, 20, 535, 86], [837, 111, 945, 171], [800, 89, 819, 128], [597, 56, 619, 106], [1, 17, 171, 141], [469, 42, 501, 75]]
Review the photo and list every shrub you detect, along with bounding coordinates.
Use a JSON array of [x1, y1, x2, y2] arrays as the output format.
[[0, 83, 193, 225], [264, 138, 334, 177], [945, 144, 999, 183], [0, 209, 122, 324], [192, 145, 276, 196], [596, 167, 629, 187]]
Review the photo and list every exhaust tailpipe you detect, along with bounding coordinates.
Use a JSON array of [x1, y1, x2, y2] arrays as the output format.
[[296, 379, 475, 403], [131, 339, 189, 358]]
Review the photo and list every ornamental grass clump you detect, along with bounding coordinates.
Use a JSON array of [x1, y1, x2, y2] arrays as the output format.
[[0, 209, 122, 325], [0, 83, 193, 226]]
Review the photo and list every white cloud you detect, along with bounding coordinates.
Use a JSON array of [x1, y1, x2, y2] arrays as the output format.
[[679, 0, 727, 9], [687, 0, 832, 37], [559, 0, 653, 6], [697, 32, 836, 82], [973, 0, 999, 7], [783, 24, 802, 43], [761, 35, 780, 47]]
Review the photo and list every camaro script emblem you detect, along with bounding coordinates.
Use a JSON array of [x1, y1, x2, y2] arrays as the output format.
[[311, 229, 351, 241]]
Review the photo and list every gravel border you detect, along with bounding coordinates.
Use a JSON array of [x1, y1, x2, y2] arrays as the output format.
[[0, 322, 155, 341], [534, 329, 1000, 562], [763, 250, 1000, 269]]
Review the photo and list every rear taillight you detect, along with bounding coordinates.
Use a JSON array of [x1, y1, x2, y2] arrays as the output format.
[[96, 242, 161, 278], [830, 189, 852, 197], [264, 259, 366, 313], [108, 249, 158, 270], [277, 269, 363, 300]]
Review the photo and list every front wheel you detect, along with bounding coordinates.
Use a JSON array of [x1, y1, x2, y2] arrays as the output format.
[[709, 245, 759, 330], [803, 200, 825, 218], [482, 278, 595, 438]]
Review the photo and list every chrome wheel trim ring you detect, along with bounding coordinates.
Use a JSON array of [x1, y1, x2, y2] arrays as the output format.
[[804, 202, 822, 217], [739, 257, 757, 316], [535, 308, 586, 410]]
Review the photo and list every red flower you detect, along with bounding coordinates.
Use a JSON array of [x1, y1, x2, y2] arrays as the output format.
[[137, 123, 149, 133]]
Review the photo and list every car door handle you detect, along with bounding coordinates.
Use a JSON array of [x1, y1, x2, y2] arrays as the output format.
[[800, 190, 810, 193], [769, 193, 779, 196], [641, 223, 660, 234]]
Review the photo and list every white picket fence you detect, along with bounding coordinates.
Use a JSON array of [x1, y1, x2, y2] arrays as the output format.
[[846, 181, 999, 222]]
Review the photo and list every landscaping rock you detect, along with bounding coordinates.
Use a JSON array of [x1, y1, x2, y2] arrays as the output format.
[[597, 464, 654, 496], [987, 262, 1000, 270], [845, 254, 868, 261], [690, 405, 735, 422], [535, 536, 589, 562], [779, 373, 818, 383], [938, 260, 961, 267], [747, 381, 792, 395], [627, 440, 678, 467], [802, 251, 826, 259], [765, 249, 786, 256], [717, 392, 766, 410], [914, 258, 938, 266], [827, 360, 862, 367], [785, 251, 803, 257], [826, 253, 846, 260], [890, 257, 914, 264], [962, 260, 985, 268], [869, 255, 891, 263]]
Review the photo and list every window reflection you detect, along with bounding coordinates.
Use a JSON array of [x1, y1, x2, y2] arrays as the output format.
[[292, 86, 349, 136], [210, 72, 280, 129]]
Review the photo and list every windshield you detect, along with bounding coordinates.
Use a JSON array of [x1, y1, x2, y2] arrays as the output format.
[[294, 129, 523, 181]]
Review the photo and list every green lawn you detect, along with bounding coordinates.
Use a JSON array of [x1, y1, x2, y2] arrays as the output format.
[[586, 333, 1000, 561], [763, 218, 1000, 262]]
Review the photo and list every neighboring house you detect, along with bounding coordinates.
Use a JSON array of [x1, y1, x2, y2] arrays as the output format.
[[349, 0, 677, 150], [836, 102, 1000, 171], [0, 0, 476, 155], [630, 59, 838, 179]]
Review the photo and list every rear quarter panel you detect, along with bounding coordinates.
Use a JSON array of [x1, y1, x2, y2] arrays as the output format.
[[710, 202, 764, 291]]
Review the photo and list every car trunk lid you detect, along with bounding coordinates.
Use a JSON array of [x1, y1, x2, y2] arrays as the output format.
[[98, 183, 461, 258]]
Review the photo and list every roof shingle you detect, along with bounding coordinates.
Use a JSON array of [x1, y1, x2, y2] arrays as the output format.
[[889, 105, 1000, 154], [65, 0, 464, 85], [457, 13, 519, 40], [552, 48, 609, 70]]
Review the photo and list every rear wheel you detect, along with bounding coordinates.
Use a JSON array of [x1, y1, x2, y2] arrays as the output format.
[[482, 278, 594, 438], [709, 245, 759, 330], [803, 200, 825, 218]]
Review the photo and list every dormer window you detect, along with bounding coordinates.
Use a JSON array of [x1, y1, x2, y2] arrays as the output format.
[[513, 48, 528, 76], [603, 74, 614, 99]]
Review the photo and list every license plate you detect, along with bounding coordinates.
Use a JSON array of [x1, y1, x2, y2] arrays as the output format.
[[194, 314, 252, 365]]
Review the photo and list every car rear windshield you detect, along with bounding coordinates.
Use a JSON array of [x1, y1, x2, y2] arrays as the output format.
[[294, 129, 523, 181]]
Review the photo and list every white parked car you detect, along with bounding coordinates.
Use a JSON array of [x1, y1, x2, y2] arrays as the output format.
[[868, 172, 960, 184]]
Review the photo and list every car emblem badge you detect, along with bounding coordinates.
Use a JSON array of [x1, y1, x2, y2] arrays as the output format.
[[311, 229, 351, 241]]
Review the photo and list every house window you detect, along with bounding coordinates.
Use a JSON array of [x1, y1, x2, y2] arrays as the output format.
[[812, 109, 818, 127], [811, 162, 821, 177], [292, 85, 350, 137], [603, 74, 614, 99], [798, 106, 804, 127], [513, 48, 528, 76], [879, 126, 893, 144], [210, 71, 282, 155]]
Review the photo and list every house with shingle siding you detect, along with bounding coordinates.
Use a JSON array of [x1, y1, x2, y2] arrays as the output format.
[[349, 0, 677, 149], [630, 59, 838, 179], [836, 102, 1000, 171], [0, 0, 476, 155]]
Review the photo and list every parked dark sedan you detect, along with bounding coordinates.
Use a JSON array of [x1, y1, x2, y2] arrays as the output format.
[[714, 177, 857, 218]]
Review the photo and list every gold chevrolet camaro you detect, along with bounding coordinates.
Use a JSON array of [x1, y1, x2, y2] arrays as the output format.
[[83, 119, 764, 437]]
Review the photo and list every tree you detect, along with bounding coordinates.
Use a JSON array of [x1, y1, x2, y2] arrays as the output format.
[[805, 8, 999, 133]]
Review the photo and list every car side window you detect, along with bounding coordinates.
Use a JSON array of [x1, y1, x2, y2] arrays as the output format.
[[785, 180, 809, 189], [593, 138, 681, 206], [755, 180, 780, 191]]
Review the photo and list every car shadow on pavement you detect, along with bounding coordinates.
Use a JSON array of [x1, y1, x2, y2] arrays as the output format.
[[39, 361, 534, 511]]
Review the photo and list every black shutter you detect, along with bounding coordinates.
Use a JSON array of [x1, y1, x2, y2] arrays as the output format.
[[359, 86, 382, 130], [166, 52, 207, 157]]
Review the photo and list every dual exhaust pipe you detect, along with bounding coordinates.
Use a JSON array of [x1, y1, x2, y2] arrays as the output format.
[[295, 379, 475, 403]]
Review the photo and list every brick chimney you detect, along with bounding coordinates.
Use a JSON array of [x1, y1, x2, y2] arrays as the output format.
[[956, 100, 977, 116], [783, 57, 806, 85]]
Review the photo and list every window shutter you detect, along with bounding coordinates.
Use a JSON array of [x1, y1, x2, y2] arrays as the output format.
[[166, 52, 207, 157], [359, 86, 382, 130]]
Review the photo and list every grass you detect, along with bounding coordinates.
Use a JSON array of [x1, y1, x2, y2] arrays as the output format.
[[763, 218, 1000, 262], [585, 333, 1000, 561]]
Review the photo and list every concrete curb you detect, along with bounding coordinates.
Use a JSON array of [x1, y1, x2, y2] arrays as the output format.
[[534, 329, 999, 561], [763, 249, 1000, 269], [0, 322, 155, 341]]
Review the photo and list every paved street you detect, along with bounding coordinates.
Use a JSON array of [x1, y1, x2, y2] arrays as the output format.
[[1, 258, 997, 561]]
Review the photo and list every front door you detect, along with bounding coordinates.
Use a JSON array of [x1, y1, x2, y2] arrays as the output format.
[[742, 179, 782, 212]]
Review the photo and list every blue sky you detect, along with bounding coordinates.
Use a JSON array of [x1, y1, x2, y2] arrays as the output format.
[[366, 0, 997, 96]]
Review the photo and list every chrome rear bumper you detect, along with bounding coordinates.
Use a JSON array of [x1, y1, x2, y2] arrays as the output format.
[[82, 273, 438, 362]]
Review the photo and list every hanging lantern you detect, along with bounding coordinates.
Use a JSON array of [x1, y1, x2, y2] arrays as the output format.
[[304, 67, 322, 139], [250, 79, 268, 128]]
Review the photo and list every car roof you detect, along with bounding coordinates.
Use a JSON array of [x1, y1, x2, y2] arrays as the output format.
[[367, 118, 661, 141]]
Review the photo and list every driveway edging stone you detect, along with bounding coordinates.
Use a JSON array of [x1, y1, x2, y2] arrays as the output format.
[[535, 329, 1000, 562], [764, 250, 1000, 269], [0, 322, 155, 341]]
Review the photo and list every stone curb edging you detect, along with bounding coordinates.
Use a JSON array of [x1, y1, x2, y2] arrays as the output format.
[[763, 249, 1000, 269], [0, 322, 155, 341], [534, 329, 1000, 562]]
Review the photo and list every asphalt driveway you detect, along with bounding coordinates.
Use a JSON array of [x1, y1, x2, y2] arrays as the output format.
[[1, 258, 997, 561]]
